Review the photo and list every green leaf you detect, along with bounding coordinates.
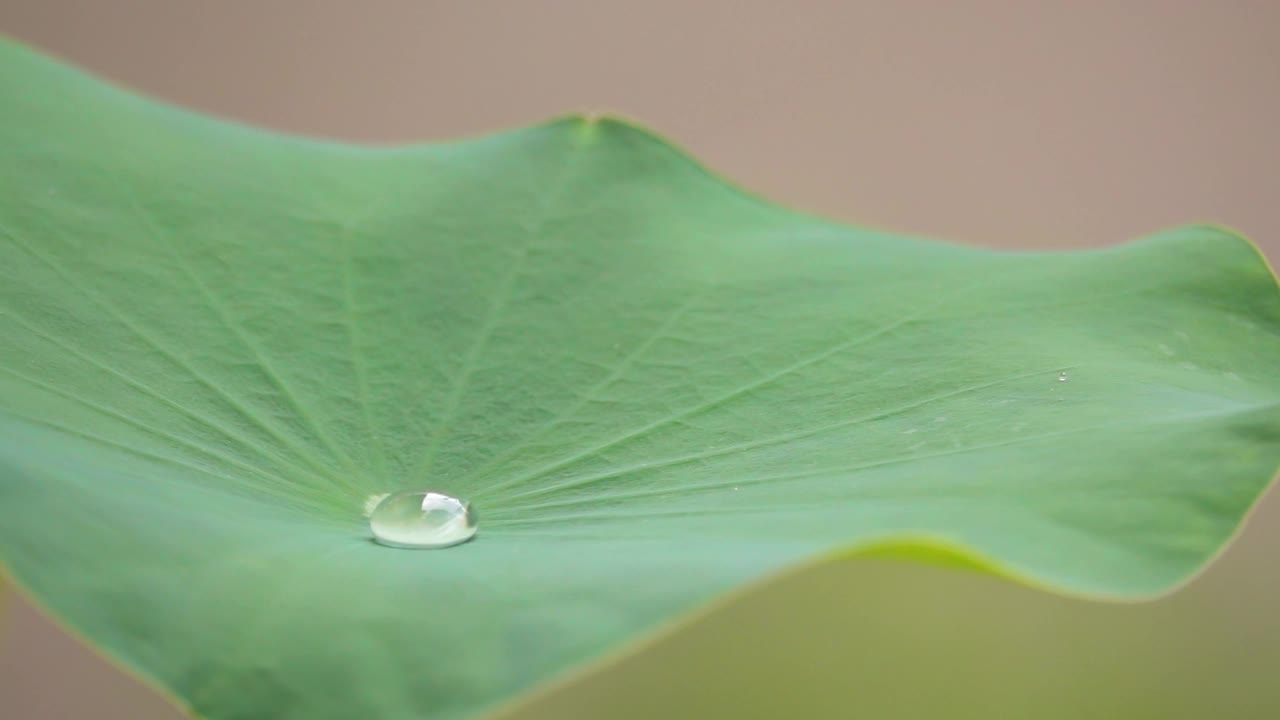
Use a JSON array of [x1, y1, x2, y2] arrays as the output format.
[[1, 39, 1278, 720]]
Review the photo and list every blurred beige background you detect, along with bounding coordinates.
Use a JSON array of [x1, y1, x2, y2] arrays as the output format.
[[1, 1, 1278, 718]]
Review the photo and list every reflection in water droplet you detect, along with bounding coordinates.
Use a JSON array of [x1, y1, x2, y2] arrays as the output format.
[[369, 490, 478, 549], [362, 492, 390, 517], [1057, 371, 1069, 382]]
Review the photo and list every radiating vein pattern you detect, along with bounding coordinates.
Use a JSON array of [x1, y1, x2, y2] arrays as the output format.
[[2, 39, 1280, 720]]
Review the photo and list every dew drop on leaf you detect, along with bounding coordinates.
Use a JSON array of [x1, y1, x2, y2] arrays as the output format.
[[369, 490, 478, 549], [1058, 371, 1069, 382], [362, 492, 390, 517]]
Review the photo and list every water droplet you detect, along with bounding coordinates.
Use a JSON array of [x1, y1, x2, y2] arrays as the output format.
[[362, 492, 390, 517], [369, 490, 477, 549], [1057, 371, 1069, 382]]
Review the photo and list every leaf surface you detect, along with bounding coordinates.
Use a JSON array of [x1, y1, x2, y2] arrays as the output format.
[[1, 40, 1279, 720]]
